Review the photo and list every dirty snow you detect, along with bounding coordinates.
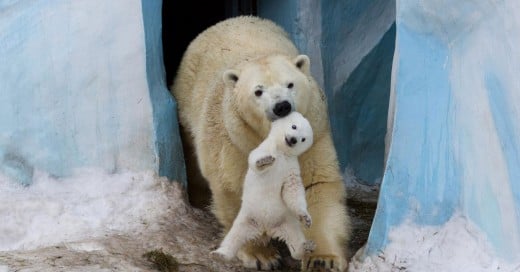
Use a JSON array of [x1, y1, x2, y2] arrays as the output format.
[[0, 169, 169, 252], [0, 169, 250, 272], [349, 213, 520, 272]]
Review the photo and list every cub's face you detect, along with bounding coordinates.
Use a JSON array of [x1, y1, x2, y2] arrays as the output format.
[[271, 111, 314, 156], [223, 55, 313, 133]]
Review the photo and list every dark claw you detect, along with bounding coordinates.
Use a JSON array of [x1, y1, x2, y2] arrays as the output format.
[[306, 259, 311, 269], [256, 259, 262, 270]]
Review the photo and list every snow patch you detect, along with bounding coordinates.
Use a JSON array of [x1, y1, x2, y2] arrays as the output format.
[[0, 169, 171, 251], [350, 213, 520, 272]]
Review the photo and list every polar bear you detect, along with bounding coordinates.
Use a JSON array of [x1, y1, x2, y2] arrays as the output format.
[[172, 16, 350, 271], [211, 111, 316, 263]]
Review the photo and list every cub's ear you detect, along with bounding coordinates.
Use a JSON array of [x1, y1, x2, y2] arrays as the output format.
[[223, 69, 240, 89], [294, 55, 310, 75]]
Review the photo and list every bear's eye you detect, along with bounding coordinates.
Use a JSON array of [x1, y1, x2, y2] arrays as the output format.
[[287, 82, 294, 89], [292, 125, 297, 130], [254, 90, 263, 97], [302, 138, 306, 142]]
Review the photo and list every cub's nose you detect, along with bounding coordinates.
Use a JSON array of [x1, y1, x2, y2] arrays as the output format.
[[290, 137, 297, 145], [273, 101, 292, 117], [285, 136, 298, 147]]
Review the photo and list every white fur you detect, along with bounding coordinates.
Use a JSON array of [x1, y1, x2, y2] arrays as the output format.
[[211, 112, 315, 261]]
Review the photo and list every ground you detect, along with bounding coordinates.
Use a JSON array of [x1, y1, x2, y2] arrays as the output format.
[[0, 175, 378, 272]]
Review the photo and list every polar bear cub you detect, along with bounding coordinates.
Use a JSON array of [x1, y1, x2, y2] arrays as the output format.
[[211, 111, 315, 262]]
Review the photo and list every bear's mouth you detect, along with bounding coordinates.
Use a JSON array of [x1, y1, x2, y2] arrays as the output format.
[[266, 111, 279, 122], [285, 136, 297, 147]]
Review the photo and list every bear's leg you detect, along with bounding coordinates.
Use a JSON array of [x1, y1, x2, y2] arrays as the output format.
[[271, 219, 315, 261], [211, 187, 281, 270], [209, 186, 242, 229], [180, 127, 211, 208], [212, 215, 259, 261], [282, 173, 311, 227], [302, 181, 350, 272]]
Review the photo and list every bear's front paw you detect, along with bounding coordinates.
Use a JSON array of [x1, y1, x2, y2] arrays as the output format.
[[303, 255, 346, 272], [299, 213, 312, 228], [256, 155, 275, 170]]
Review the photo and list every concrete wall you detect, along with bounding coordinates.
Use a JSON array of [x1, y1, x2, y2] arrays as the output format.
[[366, 0, 520, 262], [0, 0, 186, 185]]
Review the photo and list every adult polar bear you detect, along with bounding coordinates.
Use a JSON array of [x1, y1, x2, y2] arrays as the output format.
[[172, 16, 351, 271]]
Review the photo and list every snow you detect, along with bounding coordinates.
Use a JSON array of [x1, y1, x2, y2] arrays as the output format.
[[350, 213, 520, 272], [0, 169, 170, 252], [0, 169, 261, 272], [3, 168, 519, 271]]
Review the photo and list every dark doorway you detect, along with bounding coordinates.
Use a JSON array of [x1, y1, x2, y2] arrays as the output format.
[[162, 0, 257, 88], [162, 0, 257, 208]]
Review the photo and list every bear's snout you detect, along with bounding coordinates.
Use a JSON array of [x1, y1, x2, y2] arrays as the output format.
[[273, 101, 292, 117], [285, 136, 298, 147]]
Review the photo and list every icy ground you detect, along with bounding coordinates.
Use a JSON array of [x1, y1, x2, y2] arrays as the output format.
[[0, 170, 252, 272], [349, 214, 520, 272], [1, 169, 517, 271], [345, 172, 520, 272]]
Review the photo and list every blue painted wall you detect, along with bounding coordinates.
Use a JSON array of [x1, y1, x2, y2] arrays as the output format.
[[258, 0, 395, 185], [141, 0, 187, 184], [366, 23, 460, 254], [326, 24, 394, 186], [0, 0, 186, 185], [366, 0, 520, 262]]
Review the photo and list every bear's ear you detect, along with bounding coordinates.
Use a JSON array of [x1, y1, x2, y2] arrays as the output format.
[[223, 69, 240, 88], [294, 55, 310, 75]]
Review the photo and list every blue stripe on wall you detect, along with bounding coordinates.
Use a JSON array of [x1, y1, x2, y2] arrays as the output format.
[[366, 24, 460, 255], [484, 72, 520, 259], [141, 0, 186, 185]]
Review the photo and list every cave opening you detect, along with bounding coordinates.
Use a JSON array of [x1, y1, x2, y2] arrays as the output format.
[[161, 0, 393, 260]]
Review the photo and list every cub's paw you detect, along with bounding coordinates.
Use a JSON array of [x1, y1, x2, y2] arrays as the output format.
[[299, 213, 312, 228], [237, 242, 281, 270], [210, 248, 234, 262], [302, 255, 346, 272], [303, 240, 316, 254], [256, 155, 275, 170]]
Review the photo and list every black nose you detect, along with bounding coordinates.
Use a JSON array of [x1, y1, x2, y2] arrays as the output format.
[[273, 101, 292, 117], [285, 136, 298, 147], [290, 137, 297, 145]]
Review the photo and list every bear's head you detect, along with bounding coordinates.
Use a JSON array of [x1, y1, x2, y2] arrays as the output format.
[[223, 55, 314, 137], [270, 111, 313, 157]]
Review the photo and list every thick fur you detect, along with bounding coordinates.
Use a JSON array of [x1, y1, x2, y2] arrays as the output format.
[[211, 112, 315, 263], [172, 16, 351, 271]]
